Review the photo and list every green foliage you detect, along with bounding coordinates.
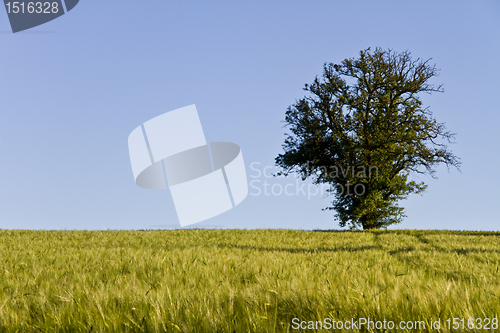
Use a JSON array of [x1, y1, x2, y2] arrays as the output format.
[[276, 48, 460, 230], [0, 229, 499, 332]]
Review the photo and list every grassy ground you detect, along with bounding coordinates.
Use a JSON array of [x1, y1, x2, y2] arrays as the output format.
[[0, 229, 499, 332]]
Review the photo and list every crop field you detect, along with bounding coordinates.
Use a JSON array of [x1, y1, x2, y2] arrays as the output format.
[[0, 229, 499, 332]]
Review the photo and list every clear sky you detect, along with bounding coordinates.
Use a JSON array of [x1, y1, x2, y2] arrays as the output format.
[[1, 0, 499, 231]]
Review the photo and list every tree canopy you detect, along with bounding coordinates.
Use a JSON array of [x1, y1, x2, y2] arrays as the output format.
[[276, 48, 460, 230]]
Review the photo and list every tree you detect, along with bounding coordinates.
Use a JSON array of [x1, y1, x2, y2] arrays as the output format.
[[275, 48, 460, 230]]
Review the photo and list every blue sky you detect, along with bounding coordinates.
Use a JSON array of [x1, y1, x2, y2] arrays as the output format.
[[1, 0, 499, 231]]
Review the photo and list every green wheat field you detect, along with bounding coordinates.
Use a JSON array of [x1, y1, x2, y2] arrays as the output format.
[[0, 229, 499, 332]]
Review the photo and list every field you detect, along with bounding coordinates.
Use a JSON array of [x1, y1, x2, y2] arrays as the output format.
[[0, 229, 499, 332]]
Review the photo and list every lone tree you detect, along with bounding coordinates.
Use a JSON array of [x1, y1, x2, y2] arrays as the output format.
[[276, 48, 460, 230]]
